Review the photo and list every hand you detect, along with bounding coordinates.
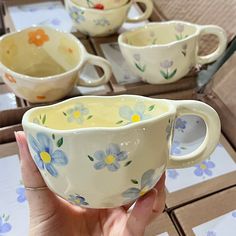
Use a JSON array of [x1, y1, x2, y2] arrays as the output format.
[[15, 131, 166, 236]]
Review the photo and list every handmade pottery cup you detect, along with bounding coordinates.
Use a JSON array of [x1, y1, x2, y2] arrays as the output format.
[[118, 20, 227, 84], [22, 95, 220, 208], [66, 0, 153, 37], [0, 26, 112, 103], [72, 0, 128, 10]]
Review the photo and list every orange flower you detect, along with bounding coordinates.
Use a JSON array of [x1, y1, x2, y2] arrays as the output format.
[[36, 95, 46, 100], [28, 29, 49, 47], [5, 73, 16, 83]]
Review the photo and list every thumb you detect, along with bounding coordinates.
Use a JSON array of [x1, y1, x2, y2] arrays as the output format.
[[15, 131, 59, 220]]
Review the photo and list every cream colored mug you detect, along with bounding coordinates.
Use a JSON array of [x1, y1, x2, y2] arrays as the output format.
[[66, 0, 153, 37], [22, 95, 220, 208], [72, 0, 128, 10], [118, 20, 227, 84], [0, 26, 112, 103]]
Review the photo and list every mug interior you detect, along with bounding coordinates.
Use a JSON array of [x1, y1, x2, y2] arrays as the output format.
[[121, 22, 197, 46], [27, 96, 170, 130], [0, 27, 81, 77]]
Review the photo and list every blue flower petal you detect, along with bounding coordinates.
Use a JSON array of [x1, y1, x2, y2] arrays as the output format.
[[194, 167, 203, 176], [107, 162, 120, 172], [206, 160, 215, 169], [122, 187, 140, 199], [116, 151, 128, 161], [17, 194, 26, 203], [37, 133, 53, 154], [204, 168, 213, 176], [106, 143, 120, 155], [28, 134, 41, 154], [141, 169, 155, 188], [16, 187, 25, 195], [119, 106, 133, 121], [134, 102, 145, 114], [94, 151, 106, 161], [45, 164, 58, 177], [34, 154, 44, 170], [0, 222, 12, 233], [51, 150, 68, 166], [94, 161, 106, 170]]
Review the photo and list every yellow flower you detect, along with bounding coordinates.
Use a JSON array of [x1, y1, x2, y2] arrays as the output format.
[[28, 29, 49, 47]]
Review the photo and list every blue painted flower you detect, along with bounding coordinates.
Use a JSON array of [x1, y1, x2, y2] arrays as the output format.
[[119, 102, 150, 123], [206, 230, 216, 236], [29, 133, 68, 177], [232, 211, 236, 217], [66, 103, 89, 124], [0, 215, 12, 234], [194, 160, 215, 177], [93, 144, 128, 172], [69, 7, 85, 24], [175, 118, 187, 132], [171, 141, 181, 155], [94, 18, 110, 26], [167, 169, 179, 179], [16, 186, 27, 203], [122, 169, 156, 201], [51, 18, 60, 26], [68, 194, 89, 206]]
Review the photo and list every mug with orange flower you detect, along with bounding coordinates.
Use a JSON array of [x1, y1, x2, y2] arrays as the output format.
[[0, 26, 112, 103]]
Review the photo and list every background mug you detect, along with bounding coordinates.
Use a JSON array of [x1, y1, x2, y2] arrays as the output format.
[[118, 20, 227, 84], [0, 26, 112, 103], [22, 95, 221, 208]]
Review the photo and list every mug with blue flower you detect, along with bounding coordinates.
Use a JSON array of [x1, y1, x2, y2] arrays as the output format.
[[22, 95, 221, 208]]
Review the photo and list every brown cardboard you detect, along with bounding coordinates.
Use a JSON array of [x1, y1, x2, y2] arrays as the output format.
[[150, 89, 195, 100], [90, 35, 198, 96], [172, 187, 236, 236], [152, 0, 236, 55], [201, 52, 236, 150], [2, 0, 86, 39], [0, 124, 22, 144], [165, 134, 236, 210], [145, 212, 179, 236], [0, 141, 18, 158]]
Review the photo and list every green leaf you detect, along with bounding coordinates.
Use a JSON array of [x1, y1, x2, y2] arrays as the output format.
[[39, 114, 42, 119], [52, 134, 55, 140], [175, 34, 181, 40], [168, 68, 177, 79], [180, 146, 187, 150], [5, 215, 9, 222], [135, 63, 145, 72], [152, 38, 157, 44], [63, 112, 67, 116], [148, 105, 155, 111], [131, 179, 139, 184], [42, 114, 46, 124], [116, 120, 123, 124], [124, 160, 132, 167], [57, 138, 63, 148], [182, 51, 186, 57], [88, 155, 94, 161], [2, 213, 5, 218], [87, 115, 93, 120], [160, 70, 168, 79]]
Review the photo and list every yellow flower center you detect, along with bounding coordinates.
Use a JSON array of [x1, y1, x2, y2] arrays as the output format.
[[75, 198, 81, 205], [105, 155, 116, 165], [73, 111, 81, 119], [140, 186, 149, 196], [200, 164, 207, 170], [131, 114, 141, 123], [40, 151, 52, 164]]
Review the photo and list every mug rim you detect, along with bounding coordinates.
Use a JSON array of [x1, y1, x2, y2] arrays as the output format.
[[68, 0, 131, 12], [22, 95, 176, 134], [0, 25, 86, 82], [118, 20, 201, 49]]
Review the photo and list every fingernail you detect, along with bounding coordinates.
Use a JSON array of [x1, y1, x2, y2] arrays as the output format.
[[14, 132, 22, 160], [152, 189, 159, 213]]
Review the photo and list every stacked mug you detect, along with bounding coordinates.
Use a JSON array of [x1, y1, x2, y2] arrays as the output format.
[[65, 0, 154, 37]]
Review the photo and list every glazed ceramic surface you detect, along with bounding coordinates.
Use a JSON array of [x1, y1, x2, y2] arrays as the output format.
[[0, 26, 111, 103], [66, 0, 153, 37], [118, 20, 227, 84], [72, 0, 128, 10], [22, 95, 220, 208]]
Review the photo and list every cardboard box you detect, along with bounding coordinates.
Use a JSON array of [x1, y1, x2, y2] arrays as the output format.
[[164, 134, 236, 209], [145, 213, 179, 236], [152, 0, 236, 55], [172, 187, 236, 235], [1, 0, 86, 39]]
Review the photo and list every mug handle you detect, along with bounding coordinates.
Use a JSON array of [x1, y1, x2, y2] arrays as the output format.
[[125, 0, 153, 23], [77, 53, 112, 87], [167, 100, 221, 169], [196, 25, 227, 65]]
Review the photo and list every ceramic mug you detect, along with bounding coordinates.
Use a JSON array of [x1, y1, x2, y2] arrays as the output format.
[[0, 26, 112, 103], [22, 95, 220, 208], [71, 0, 128, 10], [66, 0, 153, 37], [118, 20, 227, 84]]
